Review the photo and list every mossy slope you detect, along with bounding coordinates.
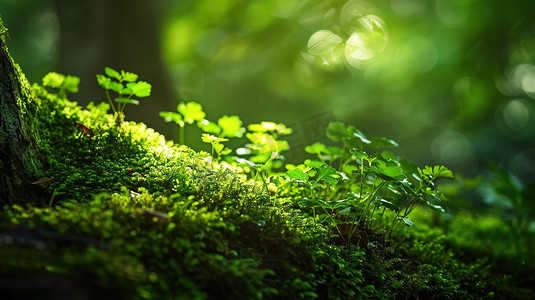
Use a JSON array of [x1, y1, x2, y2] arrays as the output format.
[[0, 73, 531, 299]]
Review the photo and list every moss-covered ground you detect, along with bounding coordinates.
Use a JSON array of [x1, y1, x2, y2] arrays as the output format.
[[1, 76, 534, 299]]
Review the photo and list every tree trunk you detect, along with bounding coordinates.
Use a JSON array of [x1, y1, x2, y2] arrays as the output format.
[[0, 18, 44, 206]]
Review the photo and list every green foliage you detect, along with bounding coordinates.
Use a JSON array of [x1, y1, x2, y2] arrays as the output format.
[[42, 72, 80, 98], [281, 121, 454, 248], [96, 67, 152, 125], [1, 69, 530, 299], [201, 133, 231, 168]]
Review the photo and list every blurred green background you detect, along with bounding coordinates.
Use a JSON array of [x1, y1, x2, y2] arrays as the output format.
[[1, 0, 535, 185]]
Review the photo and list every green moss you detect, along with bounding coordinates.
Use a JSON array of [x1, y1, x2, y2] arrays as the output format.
[[1, 70, 532, 299], [0, 15, 7, 42]]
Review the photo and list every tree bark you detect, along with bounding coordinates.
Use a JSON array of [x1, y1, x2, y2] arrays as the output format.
[[0, 18, 44, 206]]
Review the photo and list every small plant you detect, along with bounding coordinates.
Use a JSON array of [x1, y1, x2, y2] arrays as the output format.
[[161, 100, 248, 146], [96, 67, 152, 126], [201, 133, 231, 168], [284, 121, 453, 247], [160, 101, 206, 144], [239, 121, 292, 169], [41, 72, 80, 98]]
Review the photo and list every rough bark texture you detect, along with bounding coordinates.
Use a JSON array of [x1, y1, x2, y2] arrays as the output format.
[[0, 18, 44, 206]]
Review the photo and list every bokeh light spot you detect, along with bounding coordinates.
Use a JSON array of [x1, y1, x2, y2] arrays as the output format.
[[344, 15, 388, 69], [398, 37, 437, 73], [502, 99, 530, 131], [307, 30, 343, 56], [340, 0, 368, 33], [31, 8, 59, 62], [519, 65, 535, 98], [196, 28, 226, 58], [431, 131, 473, 166]]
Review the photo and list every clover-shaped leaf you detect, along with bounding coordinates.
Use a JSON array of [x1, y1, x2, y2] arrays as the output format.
[[96, 74, 111, 89], [109, 82, 125, 93], [218, 115, 245, 138], [305, 142, 328, 154], [317, 165, 339, 185], [418, 165, 453, 183], [121, 70, 138, 82], [349, 148, 368, 161], [159, 111, 183, 126], [42, 72, 64, 88], [105, 67, 121, 80], [286, 168, 309, 182], [197, 119, 221, 135], [178, 102, 205, 124], [304, 159, 325, 168], [126, 81, 151, 97], [374, 160, 406, 181], [62, 75, 80, 93]]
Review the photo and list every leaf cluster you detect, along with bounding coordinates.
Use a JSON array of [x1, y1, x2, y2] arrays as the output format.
[[96, 67, 152, 125]]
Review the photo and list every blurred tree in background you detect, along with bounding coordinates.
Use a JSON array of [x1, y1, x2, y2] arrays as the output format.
[[1, 0, 535, 187]]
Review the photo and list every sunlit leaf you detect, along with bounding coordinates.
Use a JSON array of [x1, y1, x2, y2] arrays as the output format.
[[317, 165, 339, 185], [401, 216, 414, 226], [235, 157, 256, 167], [220, 148, 232, 156], [370, 136, 398, 148], [326, 122, 352, 141], [121, 70, 138, 82], [286, 168, 309, 182], [349, 148, 368, 160], [218, 115, 245, 138], [248, 121, 292, 135], [126, 81, 151, 97], [105, 67, 121, 80], [178, 102, 206, 124], [197, 119, 221, 135], [327, 122, 370, 148], [353, 129, 372, 145], [159, 111, 183, 124], [305, 142, 328, 154], [42, 72, 63, 88], [376, 198, 400, 212], [304, 159, 325, 168], [374, 160, 406, 181], [248, 121, 276, 132], [96, 74, 111, 89], [424, 201, 445, 213], [419, 165, 453, 182], [62, 75, 80, 93], [109, 81, 124, 93]]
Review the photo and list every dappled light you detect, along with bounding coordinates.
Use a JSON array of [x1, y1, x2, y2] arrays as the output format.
[[1, 0, 535, 298], [307, 1, 389, 70]]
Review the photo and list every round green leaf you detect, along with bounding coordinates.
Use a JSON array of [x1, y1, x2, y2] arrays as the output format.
[[105, 67, 121, 80], [126, 81, 152, 97], [218, 115, 245, 138], [197, 119, 221, 135], [178, 102, 206, 124]]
